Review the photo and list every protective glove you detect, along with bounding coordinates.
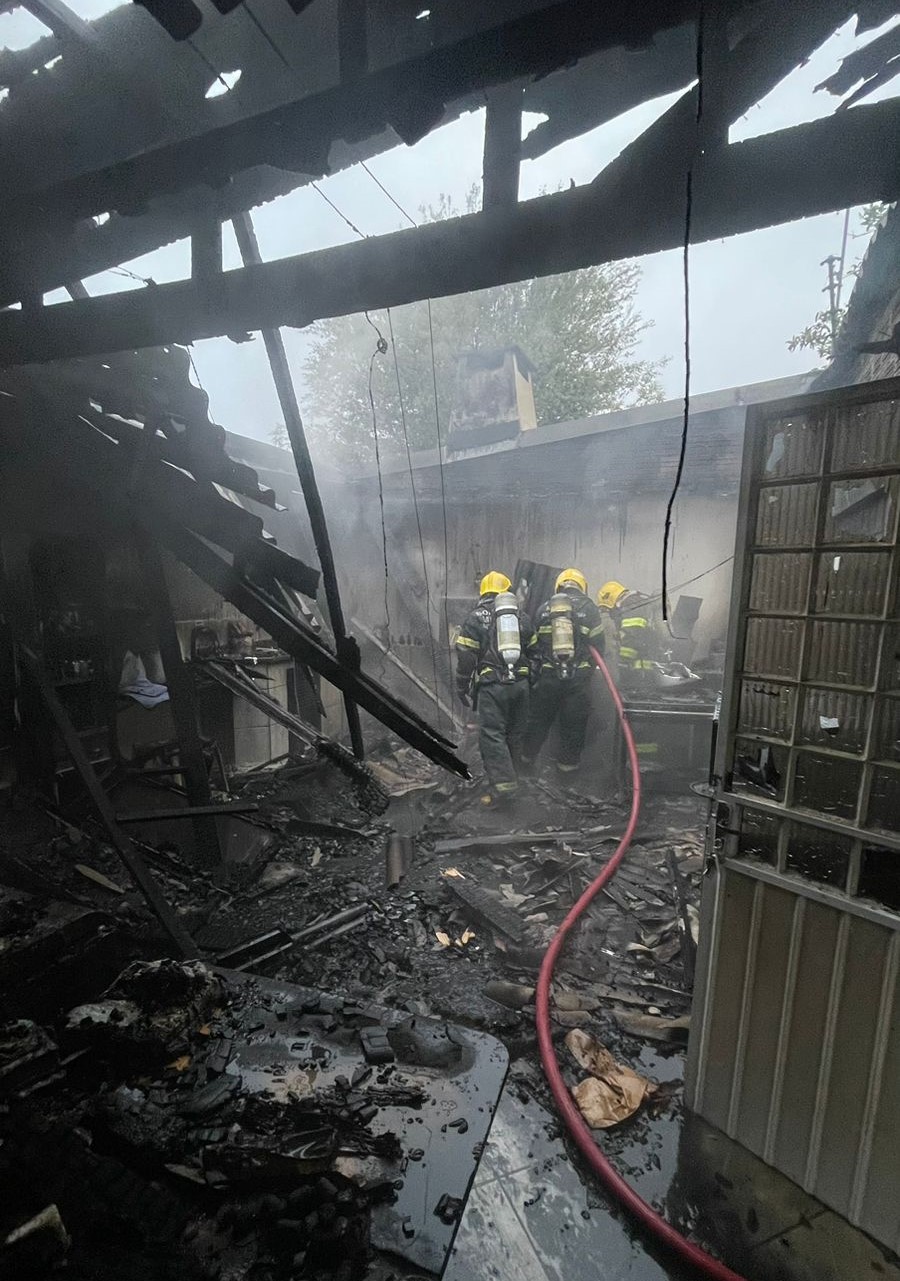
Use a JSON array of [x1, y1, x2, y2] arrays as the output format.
[[456, 684, 471, 707]]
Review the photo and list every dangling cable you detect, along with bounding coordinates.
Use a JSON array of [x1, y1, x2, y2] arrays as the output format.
[[358, 161, 454, 702], [387, 307, 444, 726], [365, 312, 391, 641], [426, 298, 454, 696], [662, 1, 705, 626]]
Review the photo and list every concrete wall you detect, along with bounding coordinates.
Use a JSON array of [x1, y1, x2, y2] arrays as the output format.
[[325, 480, 738, 707]]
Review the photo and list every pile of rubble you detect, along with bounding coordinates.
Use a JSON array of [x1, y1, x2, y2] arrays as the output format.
[[1, 956, 505, 1279], [0, 742, 708, 1278]]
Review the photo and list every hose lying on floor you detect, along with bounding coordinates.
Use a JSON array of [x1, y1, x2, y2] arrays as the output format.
[[534, 645, 747, 1281]]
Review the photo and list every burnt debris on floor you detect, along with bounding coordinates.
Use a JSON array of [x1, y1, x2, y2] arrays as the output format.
[[0, 732, 707, 1279]]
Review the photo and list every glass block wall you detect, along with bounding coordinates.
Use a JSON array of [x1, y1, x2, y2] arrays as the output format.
[[725, 386, 900, 904]]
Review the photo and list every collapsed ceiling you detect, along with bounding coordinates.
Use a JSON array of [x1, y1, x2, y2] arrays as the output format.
[[0, 0, 897, 367], [0, 0, 898, 782]]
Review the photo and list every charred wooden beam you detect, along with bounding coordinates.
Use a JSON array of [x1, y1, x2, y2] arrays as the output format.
[[2, 99, 898, 366], [19, 0, 177, 137], [136, 532, 222, 867], [233, 211, 365, 760], [191, 213, 223, 285], [0, 129, 400, 309], [482, 85, 522, 211], [23, 0, 106, 47], [338, 0, 368, 81], [594, 0, 856, 203], [158, 528, 467, 777], [0, 0, 846, 306], [116, 801, 258, 822], [18, 646, 198, 957], [0, 0, 703, 230]]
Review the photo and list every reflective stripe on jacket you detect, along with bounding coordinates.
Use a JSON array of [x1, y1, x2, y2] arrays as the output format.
[[617, 613, 658, 670]]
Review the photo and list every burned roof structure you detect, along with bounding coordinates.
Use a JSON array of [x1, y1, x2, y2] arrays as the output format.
[[2, 5, 900, 1281], [1, 0, 899, 363], [817, 200, 900, 388], [0, 344, 465, 772], [0, 0, 896, 897]]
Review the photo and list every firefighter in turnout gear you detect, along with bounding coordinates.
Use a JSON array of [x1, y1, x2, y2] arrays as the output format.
[[597, 580, 665, 766], [521, 568, 605, 776], [455, 572, 536, 803], [596, 580, 661, 695]]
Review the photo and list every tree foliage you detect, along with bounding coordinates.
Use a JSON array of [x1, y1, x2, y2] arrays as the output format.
[[788, 203, 890, 362], [269, 421, 289, 450], [300, 189, 665, 462]]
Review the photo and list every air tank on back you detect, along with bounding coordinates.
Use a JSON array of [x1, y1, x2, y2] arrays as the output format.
[[494, 591, 522, 680], [549, 592, 575, 678]]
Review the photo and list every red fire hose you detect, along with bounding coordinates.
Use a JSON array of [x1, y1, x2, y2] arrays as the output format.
[[534, 646, 747, 1281]]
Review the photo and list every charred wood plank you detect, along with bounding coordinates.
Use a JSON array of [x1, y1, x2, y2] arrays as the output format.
[[116, 801, 259, 822], [233, 210, 364, 758], [190, 213, 223, 284], [0, 0, 702, 229], [442, 875, 526, 943], [482, 84, 522, 211], [338, 0, 367, 82], [667, 848, 696, 989], [172, 579, 464, 776]]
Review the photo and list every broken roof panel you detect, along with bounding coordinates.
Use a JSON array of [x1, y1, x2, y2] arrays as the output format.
[[0, 343, 467, 775]]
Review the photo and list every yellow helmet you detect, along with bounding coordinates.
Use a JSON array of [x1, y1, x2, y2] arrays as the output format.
[[597, 580, 628, 609], [480, 571, 511, 596], [555, 567, 587, 594]]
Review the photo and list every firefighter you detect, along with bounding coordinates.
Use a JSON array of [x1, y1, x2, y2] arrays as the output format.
[[521, 568, 605, 777], [596, 580, 661, 695], [455, 571, 536, 804]]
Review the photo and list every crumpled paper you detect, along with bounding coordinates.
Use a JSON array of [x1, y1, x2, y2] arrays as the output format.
[[566, 1028, 656, 1128]]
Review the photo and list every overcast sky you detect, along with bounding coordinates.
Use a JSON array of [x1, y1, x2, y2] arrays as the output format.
[[3, 6, 899, 443]]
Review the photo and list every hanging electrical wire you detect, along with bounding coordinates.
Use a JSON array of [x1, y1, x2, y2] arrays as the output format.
[[186, 346, 207, 394], [642, 552, 734, 609], [356, 161, 454, 696], [307, 185, 396, 644], [425, 295, 454, 693], [386, 307, 444, 725], [359, 160, 418, 228], [364, 311, 392, 640], [111, 266, 154, 286], [349, 162, 455, 717], [661, 2, 705, 627], [311, 182, 368, 240]]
